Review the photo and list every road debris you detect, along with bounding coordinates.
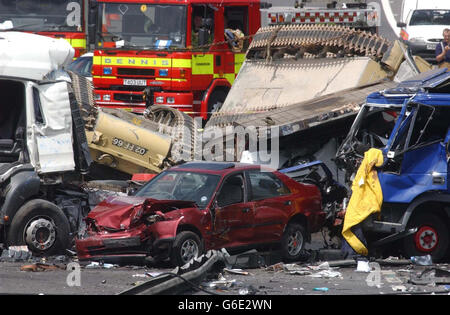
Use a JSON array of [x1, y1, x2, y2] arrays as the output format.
[[264, 261, 342, 279], [146, 271, 165, 278], [392, 285, 407, 292], [20, 263, 64, 272], [0, 246, 32, 262], [225, 250, 267, 269], [309, 270, 342, 279], [382, 270, 403, 284], [313, 287, 329, 292], [238, 286, 259, 295], [409, 267, 450, 286], [118, 249, 228, 295], [207, 278, 237, 290], [85, 262, 116, 269], [411, 255, 433, 266], [223, 268, 251, 276], [355, 259, 371, 273]]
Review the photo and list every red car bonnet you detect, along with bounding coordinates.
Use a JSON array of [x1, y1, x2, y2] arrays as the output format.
[[87, 196, 197, 230]]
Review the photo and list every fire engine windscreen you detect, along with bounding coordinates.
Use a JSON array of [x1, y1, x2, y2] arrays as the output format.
[[0, 0, 83, 31], [98, 3, 187, 49]]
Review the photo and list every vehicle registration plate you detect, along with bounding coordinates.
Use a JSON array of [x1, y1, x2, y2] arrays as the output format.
[[427, 43, 437, 50], [112, 137, 147, 155], [123, 79, 147, 86]]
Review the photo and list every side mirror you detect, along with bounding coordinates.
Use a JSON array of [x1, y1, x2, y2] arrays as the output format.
[[397, 22, 406, 28]]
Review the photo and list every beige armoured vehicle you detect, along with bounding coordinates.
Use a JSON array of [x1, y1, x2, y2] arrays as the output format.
[[71, 73, 199, 178]]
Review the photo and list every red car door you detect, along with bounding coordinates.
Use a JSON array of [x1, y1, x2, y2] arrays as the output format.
[[247, 170, 293, 243], [211, 173, 255, 249]]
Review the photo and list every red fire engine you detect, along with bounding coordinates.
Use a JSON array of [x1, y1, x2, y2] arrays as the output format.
[[88, 0, 262, 118], [0, 0, 89, 58]]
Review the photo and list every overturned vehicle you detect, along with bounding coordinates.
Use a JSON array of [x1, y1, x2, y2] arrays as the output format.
[[75, 162, 328, 266], [0, 32, 92, 255], [335, 68, 450, 261]]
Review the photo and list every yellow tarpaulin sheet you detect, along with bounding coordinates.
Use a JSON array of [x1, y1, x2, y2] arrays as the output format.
[[342, 148, 384, 256]]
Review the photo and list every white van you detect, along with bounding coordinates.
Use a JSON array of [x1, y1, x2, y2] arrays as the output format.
[[397, 0, 450, 63]]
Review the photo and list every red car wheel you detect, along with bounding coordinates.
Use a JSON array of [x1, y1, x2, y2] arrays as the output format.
[[281, 223, 307, 262], [170, 231, 204, 267]]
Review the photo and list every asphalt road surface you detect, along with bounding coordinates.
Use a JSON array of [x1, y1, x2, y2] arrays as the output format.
[[0, 258, 444, 296], [1, 233, 449, 297]]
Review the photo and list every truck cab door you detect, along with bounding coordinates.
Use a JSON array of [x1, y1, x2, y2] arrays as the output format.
[[28, 82, 76, 173], [380, 105, 450, 203]]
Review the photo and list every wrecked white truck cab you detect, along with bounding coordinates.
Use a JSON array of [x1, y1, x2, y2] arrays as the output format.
[[0, 32, 92, 255]]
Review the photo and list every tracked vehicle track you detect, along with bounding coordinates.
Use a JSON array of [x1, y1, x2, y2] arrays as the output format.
[[144, 105, 200, 163], [248, 24, 391, 60]]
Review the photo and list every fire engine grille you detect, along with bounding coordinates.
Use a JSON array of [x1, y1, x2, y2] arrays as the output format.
[[111, 85, 146, 92], [117, 68, 155, 76], [114, 94, 144, 103]]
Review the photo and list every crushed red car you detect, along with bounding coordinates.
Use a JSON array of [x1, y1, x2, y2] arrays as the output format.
[[75, 162, 326, 266]]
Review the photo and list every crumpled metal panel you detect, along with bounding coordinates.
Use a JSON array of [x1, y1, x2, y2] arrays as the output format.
[[32, 81, 76, 174], [206, 25, 405, 134], [209, 81, 396, 134], [211, 57, 386, 117], [0, 32, 74, 81]]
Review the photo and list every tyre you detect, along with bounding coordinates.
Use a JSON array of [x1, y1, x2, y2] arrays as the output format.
[[170, 231, 203, 267], [280, 223, 307, 262], [402, 212, 449, 262], [7, 199, 71, 256]]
